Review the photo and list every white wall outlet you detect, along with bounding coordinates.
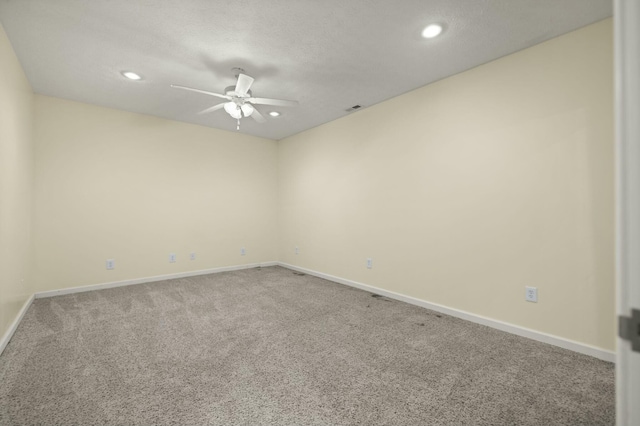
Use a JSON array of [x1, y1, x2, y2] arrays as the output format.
[[295, 246, 299, 255], [366, 258, 373, 269], [525, 286, 538, 303], [169, 253, 177, 263], [241, 247, 246, 256], [106, 259, 115, 270], [190, 252, 196, 260]]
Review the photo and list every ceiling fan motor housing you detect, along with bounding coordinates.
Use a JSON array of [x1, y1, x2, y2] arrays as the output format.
[[225, 86, 252, 98]]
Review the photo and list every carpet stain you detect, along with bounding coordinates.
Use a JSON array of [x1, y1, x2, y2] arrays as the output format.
[[371, 294, 392, 302]]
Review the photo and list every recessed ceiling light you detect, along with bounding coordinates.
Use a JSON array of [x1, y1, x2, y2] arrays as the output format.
[[269, 111, 280, 117], [121, 71, 142, 80], [422, 24, 443, 39]]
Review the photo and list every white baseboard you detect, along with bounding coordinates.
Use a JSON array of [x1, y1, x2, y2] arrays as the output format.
[[8, 261, 614, 363], [277, 262, 616, 363], [0, 294, 35, 356], [35, 261, 278, 299]]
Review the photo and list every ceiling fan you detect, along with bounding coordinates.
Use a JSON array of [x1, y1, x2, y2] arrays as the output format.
[[171, 68, 299, 130]]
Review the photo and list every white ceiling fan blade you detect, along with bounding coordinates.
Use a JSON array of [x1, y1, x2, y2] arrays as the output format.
[[235, 73, 254, 96], [251, 107, 267, 123], [248, 97, 299, 107], [171, 85, 231, 100], [197, 103, 226, 115]]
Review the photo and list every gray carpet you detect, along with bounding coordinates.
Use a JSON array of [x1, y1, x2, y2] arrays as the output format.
[[0, 266, 614, 425]]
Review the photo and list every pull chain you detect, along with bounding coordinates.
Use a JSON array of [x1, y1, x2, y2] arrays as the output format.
[[237, 119, 240, 131]]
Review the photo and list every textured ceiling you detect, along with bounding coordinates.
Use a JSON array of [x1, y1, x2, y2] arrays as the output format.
[[0, 0, 612, 140]]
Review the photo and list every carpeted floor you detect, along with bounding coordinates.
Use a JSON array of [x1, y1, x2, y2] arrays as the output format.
[[0, 266, 614, 425]]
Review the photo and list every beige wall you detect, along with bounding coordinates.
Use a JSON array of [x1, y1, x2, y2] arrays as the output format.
[[4, 18, 615, 354], [278, 20, 614, 351], [34, 96, 278, 292], [0, 24, 34, 338]]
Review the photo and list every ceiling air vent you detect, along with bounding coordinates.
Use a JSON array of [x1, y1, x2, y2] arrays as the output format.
[[345, 105, 363, 112]]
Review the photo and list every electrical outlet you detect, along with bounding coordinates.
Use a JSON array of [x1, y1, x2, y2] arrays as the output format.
[[106, 259, 115, 270], [295, 246, 299, 255], [366, 258, 373, 269], [190, 252, 196, 260], [169, 253, 177, 263], [241, 247, 246, 256], [525, 286, 538, 303]]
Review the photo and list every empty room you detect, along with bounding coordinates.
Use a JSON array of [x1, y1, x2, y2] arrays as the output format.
[[2, 0, 639, 425]]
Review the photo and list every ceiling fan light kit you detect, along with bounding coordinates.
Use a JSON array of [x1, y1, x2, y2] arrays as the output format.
[[171, 70, 298, 131], [223, 102, 242, 119], [240, 103, 254, 117]]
